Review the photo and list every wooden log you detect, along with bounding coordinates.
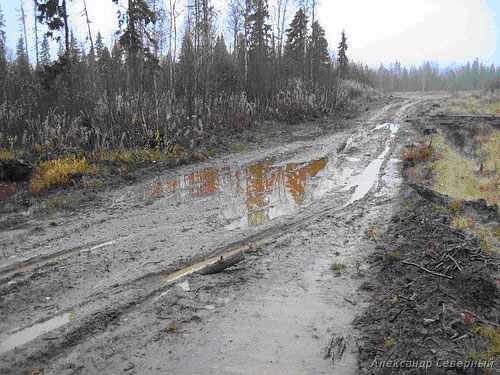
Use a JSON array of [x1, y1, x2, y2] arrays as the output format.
[[409, 183, 453, 206], [199, 251, 245, 275]]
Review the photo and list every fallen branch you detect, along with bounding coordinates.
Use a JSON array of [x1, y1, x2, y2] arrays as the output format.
[[343, 297, 357, 306], [389, 308, 409, 323], [401, 261, 453, 279], [446, 254, 463, 271], [199, 251, 245, 275]]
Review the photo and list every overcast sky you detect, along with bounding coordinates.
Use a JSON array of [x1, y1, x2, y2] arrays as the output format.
[[1, 0, 499, 69]]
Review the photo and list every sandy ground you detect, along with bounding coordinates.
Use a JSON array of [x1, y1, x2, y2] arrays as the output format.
[[0, 94, 450, 374]]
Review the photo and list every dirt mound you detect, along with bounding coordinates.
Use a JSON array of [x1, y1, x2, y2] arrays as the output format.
[[355, 182, 500, 374]]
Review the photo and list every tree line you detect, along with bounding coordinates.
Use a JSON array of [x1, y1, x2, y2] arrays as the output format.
[[1, 1, 497, 154], [374, 59, 500, 93], [0, 0, 359, 153]]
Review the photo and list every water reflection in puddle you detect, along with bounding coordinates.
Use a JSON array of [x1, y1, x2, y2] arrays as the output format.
[[376, 159, 402, 197], [341, 145, 391, 207], [342, 123, 401, 207], [165, 157, 329, 230], [0, 313, 71, 355], [162, 123, 400, 228], [372, 122, 399, 137]]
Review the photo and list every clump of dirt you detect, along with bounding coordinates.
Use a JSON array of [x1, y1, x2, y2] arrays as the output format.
[[355, 131, 500, 373]]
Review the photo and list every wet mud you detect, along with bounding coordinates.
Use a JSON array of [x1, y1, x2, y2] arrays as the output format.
[[0, 95, 452, 374]]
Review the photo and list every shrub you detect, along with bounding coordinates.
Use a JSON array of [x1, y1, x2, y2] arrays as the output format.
[[30, 155, 98, 195], [366, 225, 377, 239], [403, 142, 434, 161], [448, 199, 464, 213]]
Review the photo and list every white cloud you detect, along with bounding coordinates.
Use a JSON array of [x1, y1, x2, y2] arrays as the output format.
[[318, 0, 498, 67], [9, 0, 497, 68]]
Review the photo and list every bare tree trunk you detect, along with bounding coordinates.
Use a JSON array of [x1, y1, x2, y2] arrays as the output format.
[[20, 0, 30, 63], [33, 0, 39, 66], [310, 0, 316, 80], [168, 0, 174, 90], [82, 0, 94, 55], [243, 0, 250, 87], [62, 0, 69, 53]]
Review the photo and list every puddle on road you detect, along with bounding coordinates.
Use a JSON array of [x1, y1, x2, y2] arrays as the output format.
[[376, 158, 402, 197], [160, 123, 400, 229], [0, 313, 71, 355], [341, 145, 391, 207], [163, 157, 330, 230], [341, 123, 401, 207], [371, 122, 399, 139], [158, 123, 401, 284]]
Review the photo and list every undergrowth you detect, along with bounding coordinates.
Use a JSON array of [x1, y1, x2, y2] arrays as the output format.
[[30, 155, 99, 195]]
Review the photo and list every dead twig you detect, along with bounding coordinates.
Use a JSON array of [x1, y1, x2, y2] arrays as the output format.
[[398, 292, 417, 301], [452, 334, 468, 341], [362, 345, 385, 353], [389, 308, 409, 323], [144, 260, 163, 266], [446, 254, 463, 271], [401, 261, 453, 279], [343, 297, 357, 305]]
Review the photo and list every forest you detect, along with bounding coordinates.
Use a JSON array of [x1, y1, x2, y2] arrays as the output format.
[[0, 0, 499, 155]]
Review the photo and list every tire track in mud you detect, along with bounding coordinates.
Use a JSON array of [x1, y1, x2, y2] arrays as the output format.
[[0, 99, 409, 282], [0, 98, 425, 374]]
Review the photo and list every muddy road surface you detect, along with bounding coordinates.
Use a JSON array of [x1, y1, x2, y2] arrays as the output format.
[[0, 95, 437, 374]]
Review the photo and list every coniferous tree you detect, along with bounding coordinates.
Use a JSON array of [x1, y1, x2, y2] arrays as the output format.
[[40, 34, 51, 65], [211, 34, 236, 93], [37, 0, 70, 53], [337, 29, 348, 78], [235, 32, 247, 91], [177, 26, 195, 115], [308, 20, 329, 83], [246, 0, 272, 101], [113, 0, 158, 91], [283, 7, 308, 80], [13, 37, 33, 101], [15, 37, 31, 79]]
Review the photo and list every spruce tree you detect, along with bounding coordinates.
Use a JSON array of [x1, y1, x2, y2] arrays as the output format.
[[40, 34, 51, 65], [337, 29, 348, 78], [212, 34, 236, 93], [15, 37, 31, 78], [177, 26, 195, 115], [246, 0, 272, 101], [283, 7, 308, 80], [308, 20, 329, 83], [37, 0, 70, 53]]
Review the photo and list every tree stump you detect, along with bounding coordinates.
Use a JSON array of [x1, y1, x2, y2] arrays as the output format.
[[0, 159, 34, 181]]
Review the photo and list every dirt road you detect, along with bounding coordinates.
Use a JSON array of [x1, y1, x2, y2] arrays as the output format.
[[0, 95, 436, 374]]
